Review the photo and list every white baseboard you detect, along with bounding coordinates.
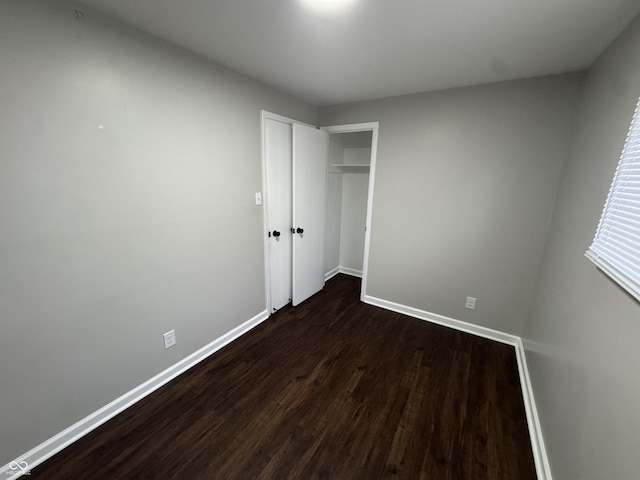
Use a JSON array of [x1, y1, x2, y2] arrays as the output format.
[[339, 266, 362, 278], [363, 295, 519, 345], [363, 295, 552, 480], [324, 266, 340, 282], [324, 266, 363, 282], [1, 309, 269, 479], [514, 338, 552, 480]]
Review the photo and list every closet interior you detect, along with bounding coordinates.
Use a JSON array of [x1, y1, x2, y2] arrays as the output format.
[[324, 130, 373, 280]]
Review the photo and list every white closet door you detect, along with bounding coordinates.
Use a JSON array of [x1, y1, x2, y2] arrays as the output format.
[[265, 119, 292, 311], [292, 124, 328, 305]]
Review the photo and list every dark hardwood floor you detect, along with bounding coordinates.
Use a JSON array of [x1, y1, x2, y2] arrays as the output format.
[[33, 274, 536, 479]]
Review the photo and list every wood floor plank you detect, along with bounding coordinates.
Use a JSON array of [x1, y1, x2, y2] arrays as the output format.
[[33, 274, 537, 479]]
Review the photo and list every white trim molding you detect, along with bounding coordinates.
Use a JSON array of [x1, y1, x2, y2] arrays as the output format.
[[514, 337, 552, 480], [363, 295, 552, 480], [338, 266, 362, 278], [324, 266, 340, 282], [324, 266, 363, 282], [364, 295, 518, 345], [1, 309, 269, 480]]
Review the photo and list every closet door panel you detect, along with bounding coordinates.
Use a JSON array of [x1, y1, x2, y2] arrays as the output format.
[[292, 124, 328, 306], [265, 119, 292, 311]]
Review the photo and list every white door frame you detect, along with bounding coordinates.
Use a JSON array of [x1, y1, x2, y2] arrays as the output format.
[[321, 122, 379, 302], [261, 110, 314, 315]]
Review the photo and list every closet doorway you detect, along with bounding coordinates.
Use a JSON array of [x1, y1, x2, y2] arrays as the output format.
[[262, 112, 378, 314], [322, 123, 378, 302]]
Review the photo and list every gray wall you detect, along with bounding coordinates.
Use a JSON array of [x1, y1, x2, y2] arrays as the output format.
[[523, 15, 640, 480], [324, 137, 343, 275], [0, 0, 316, 465], [339, 172, 369, 273], [321, 75, 583, 334]]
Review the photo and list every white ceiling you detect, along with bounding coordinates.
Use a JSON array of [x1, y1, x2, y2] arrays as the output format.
[[78, 0, 640, 106]]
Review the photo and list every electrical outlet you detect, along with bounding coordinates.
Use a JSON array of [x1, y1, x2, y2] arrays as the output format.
[[465, 296, 477, 310], [255, 192, 262, 205], [163, 330, 176, 349]]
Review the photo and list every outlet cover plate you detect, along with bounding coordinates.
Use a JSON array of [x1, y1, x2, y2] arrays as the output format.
[[163, 330, 176, 349], [465, 296, 477, 310]]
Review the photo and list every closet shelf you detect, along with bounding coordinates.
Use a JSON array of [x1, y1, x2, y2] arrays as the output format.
[[332, 163, 370, 169]]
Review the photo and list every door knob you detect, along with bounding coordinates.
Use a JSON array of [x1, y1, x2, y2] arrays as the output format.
[[296, 227, 304, 234], [273, 230, 281, 238]]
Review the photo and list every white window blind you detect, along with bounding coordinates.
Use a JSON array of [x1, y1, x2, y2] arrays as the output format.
[[586, 96, 640, 301]]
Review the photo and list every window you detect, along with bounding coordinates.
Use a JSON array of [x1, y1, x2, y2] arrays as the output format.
[[586, 96, 640, 301]]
